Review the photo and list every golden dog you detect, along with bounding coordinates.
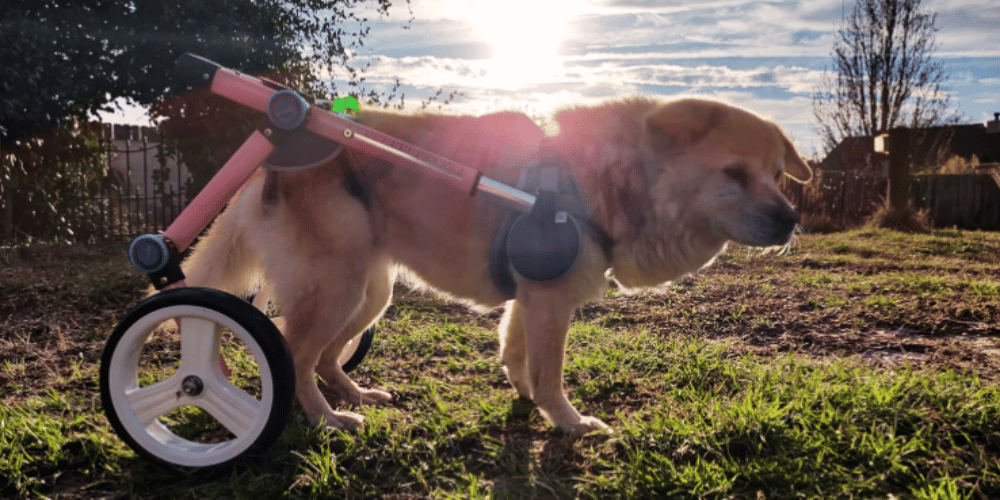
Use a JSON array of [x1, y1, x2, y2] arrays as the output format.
[[182, 97, 811, 435]]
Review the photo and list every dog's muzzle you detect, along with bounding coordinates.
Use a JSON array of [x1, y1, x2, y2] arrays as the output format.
[[767, 203, 801, 245]]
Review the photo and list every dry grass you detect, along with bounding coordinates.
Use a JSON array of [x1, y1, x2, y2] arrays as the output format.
[[864, 198, 932, 233]]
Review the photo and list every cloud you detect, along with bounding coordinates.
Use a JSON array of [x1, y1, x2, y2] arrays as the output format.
[[355, 52, 828, 98], [345, 52, 824, 154], [325, 0, 999, 151]]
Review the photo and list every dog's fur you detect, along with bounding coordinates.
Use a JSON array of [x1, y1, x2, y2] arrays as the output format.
[[182, 97, 812, 435]]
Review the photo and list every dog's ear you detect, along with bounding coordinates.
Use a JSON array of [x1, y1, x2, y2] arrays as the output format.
[[781, 135, 813, 184], [645, 99, 726, 156]]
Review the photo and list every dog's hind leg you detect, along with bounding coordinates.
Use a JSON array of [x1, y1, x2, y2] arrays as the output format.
[[179, 174, 267, 297], [264, 186, 381, 432], [315, 256, 395, 407], [277, 266, 372, 431]]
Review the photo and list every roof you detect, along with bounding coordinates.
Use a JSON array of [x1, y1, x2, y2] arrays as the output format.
[[822, 120, 1000, 171]]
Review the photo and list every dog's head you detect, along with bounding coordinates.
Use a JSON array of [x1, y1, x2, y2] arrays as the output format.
[[644, 98, 811, 247], [554, 97, 812, 287]]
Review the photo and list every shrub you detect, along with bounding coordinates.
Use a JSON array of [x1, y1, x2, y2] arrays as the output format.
[[864, 198, 931, 233]]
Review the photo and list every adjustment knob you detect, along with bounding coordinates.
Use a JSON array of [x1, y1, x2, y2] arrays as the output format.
[[267, 89, 310, 131], [128, 234, 170, 274]]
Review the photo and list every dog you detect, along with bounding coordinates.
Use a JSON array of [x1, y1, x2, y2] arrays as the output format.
[[181, 97, 812, 435]]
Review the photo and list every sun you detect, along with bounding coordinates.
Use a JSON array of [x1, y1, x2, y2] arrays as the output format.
[[468, 0, 582, 90]]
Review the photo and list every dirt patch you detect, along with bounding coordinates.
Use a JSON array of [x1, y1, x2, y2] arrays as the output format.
[[574, 231, 1000, 381]]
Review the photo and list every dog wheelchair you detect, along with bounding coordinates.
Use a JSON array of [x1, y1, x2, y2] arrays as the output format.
[[100, 53, 601, 472]]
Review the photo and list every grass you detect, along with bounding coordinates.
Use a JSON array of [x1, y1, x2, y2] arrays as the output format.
[[1, 229, 999, 499]]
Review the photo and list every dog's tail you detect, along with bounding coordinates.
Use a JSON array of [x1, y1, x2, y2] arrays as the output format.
[[182, 191, 263, 298], [146, 178, 265, 300]]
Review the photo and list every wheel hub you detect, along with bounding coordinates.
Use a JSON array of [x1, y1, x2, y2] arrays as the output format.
[[181, 375, 204, 397]]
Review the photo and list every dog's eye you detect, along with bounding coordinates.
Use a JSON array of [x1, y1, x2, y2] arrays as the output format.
[[723, 167, 749, 188]]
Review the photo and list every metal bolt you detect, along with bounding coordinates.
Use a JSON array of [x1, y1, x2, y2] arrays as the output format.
[[159, 276, 168, 284], [181, 375, 204, 397], [344, 129, 353, 138], [202, 73, 210, 81], [264, 128, 273, 137]]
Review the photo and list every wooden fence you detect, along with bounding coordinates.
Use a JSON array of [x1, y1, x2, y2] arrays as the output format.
[[780, 170, 1000, 231], [911, 173, 1000, 230]]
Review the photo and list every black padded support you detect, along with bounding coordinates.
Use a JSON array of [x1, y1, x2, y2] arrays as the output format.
[[489, 212, 520, 300], [505, 191, 582, 283], [260, 129, 373, 211], [263, 129, 345, 171], [487, 145, 616, 299]]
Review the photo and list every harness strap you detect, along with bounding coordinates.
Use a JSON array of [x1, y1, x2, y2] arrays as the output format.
[[521, 139, 613, 258], [489, 141, 614, 300]]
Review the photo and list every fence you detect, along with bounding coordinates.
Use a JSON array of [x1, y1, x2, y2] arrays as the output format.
[[94, 124, 191, 239], [780, 170, 886, 228], [911, 173, 1000, 230], [780, 170, 1000, 231]]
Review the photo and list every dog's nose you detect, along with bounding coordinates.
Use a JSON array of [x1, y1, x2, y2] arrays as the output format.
[[770, 204, 800, 239], [787, 206, 801, 225]]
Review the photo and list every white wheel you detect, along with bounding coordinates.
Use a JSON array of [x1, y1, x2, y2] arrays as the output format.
[[100, 288, 294, 472]]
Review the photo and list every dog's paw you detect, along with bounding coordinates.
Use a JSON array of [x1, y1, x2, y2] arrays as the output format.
[[357, 388, 392, 406], [316, 410, 365, 433], [331, 386, 393, 407], [559, 416, 612, 437]]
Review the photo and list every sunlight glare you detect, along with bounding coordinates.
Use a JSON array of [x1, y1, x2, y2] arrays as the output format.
[[469, 0, 582, 90]]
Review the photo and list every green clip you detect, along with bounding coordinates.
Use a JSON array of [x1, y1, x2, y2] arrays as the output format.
[[331, 96, 360, 115]]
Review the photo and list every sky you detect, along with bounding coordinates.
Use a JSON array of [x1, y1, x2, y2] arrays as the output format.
[[105, 0, 1000, 159]]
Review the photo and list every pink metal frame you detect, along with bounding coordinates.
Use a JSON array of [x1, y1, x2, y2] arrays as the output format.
[[158, 64, 536, 273], [146, 58, 539, 373]]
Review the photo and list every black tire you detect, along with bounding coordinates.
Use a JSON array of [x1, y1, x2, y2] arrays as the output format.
[[340, 326, 375, 374], [100, 287, 295, 474]]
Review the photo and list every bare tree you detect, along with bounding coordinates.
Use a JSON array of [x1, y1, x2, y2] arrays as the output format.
[[812, 0, 960, 157]]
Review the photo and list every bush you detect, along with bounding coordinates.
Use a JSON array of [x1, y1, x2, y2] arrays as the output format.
[[2, 123, 111, 242], [917, 154, 980, 175], [865, 198, 931, 233]]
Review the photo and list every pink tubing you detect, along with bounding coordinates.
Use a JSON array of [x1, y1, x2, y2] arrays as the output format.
[[210, 69, 272, 113], [306, 110, 480, 195], [206, 65, 481, 195], [162, 131, 274, 252]]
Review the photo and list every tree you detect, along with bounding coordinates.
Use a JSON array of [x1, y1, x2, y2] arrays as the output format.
[[0, 0, 393, 145], [812, 0, 960, 157], [1, 0, 398, 239]]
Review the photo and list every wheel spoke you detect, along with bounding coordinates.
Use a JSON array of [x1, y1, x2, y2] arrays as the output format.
[[178, 317, 222, 376], [127, 378, 183, 426], [198, 381, 262, 437]]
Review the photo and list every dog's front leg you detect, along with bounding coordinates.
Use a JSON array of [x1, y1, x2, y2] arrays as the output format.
[[515, 290, 611, 435]]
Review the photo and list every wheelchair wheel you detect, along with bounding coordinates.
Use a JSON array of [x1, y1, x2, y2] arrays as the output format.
[[100, 287, 295, 472], [339, 326, 375, 374]]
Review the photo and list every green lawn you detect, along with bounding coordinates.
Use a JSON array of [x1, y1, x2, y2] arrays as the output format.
[[2, 229, 999, 499]]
